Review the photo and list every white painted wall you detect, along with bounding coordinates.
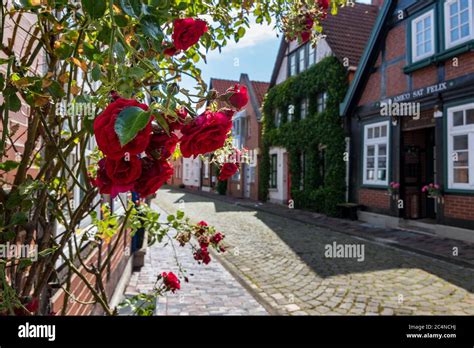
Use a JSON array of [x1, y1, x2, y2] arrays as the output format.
[[315, 38, 333, 63], [268, 146, 289, 204], [275, 38, 333, 86], [183, 157, 201, 188]]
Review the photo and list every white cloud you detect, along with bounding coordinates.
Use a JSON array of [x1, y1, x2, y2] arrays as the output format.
[[206, 21, 279, 59]]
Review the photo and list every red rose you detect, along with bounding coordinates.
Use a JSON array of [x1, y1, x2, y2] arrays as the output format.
[[218, 162, 239, 181], [90, 159, 113, 194], [180, 110, 233, 158], [211, 232, 224, 245], [25, 298, 39, 314], [105, 156, 142, 186], [94, 98, 152, 160], [91, 158, 135, 197], [227, 84, 249, 110], [164, 45, 179, 57], [300, 15, 314, 42], [172, 18, 208, 51], [146, 133, 179, 160], [162, 272, 181, 292], [318, 0, 330, 10], [134, 158, 174, 197], [197, 221, 208, 227], [193, 246, 211, 265]]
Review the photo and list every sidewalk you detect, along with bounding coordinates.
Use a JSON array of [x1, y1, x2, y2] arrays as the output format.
[[122, 204, 268, 316], [168, 186, 474, 269]]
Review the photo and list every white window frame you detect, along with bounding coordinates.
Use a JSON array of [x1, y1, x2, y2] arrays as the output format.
[[445, 0, 474, 49], [300, 98, 308, 120], [447, 103, 474, 190], [317, 92, 328, 113], [411, 10, 435, 62], [289, 53, 297, 77], [298, 46, 306, 73], [362, 121, 390, 186], [308, 43, 316, 67], [274, 109, 281, 128]]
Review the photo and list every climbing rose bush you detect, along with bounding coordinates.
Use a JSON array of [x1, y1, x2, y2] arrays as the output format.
[[0, 0, 346, 316]]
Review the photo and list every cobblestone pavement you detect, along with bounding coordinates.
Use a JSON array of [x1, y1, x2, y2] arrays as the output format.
[[153, 188, 474, 316], [123, 205, 268, 316]]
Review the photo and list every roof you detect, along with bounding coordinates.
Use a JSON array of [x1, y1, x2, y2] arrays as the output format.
[[270, 3, 379, 86], [339, 0, 395, 117], [323, 3, 379, 67], [209, 78, 238, 96], [251, 80, 270, 106], [209, 75, 270, 121]]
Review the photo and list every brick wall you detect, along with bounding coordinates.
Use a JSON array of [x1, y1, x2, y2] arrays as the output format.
[[50, 229, 131, 315], [445, 51, 474, 80], [412, 65, 438, 89], [444, 195, 474, 221], [385, 25, 405, 61], [359, 71, 381, 105], [386, 60, 408, 97], [359, 188, 390, 210]]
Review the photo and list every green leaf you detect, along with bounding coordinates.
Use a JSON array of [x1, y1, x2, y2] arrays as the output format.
[[0, 73, 4, 91], [10, 212, 28, 226], [119, 0, 142, 18], [128, 66, 146, 79], [141, 15, 163, 41], [91, 64, 101, 81], [114, 106, 151, 146], [81, 0, 106, 19], [0, 160, 20, 172], [114, 14, 129, 27], [5, 88, 21, 112]]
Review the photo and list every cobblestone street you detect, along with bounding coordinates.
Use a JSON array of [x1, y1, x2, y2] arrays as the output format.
[[123, 204, 268, 315], [151, 187, 474, 315]]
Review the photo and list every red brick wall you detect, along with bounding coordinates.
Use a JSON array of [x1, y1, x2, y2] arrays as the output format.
[[50, 230, 131, 315], [359, 188, 390, 210], [445, 51, 474, 80], [412, 65, 438, 89], [386, 60, 407, 97], [359, 71, 381, 105], [444, 195, 474, 221], [385, 25, 405, 61]]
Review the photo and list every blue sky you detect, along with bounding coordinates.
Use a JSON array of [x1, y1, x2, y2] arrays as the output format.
[[182, 0, 373, 93], [181, 18, 281, 94]]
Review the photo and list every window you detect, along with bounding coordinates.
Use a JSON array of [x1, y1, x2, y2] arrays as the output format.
[[308, 43, 316, 67], [289, 53, 297, 76], [447, 103, 474, 189], [363, 121, 390, 186], [299, 152, 306, 190], [445, 0, 473, 48], [274, 109, 281, 128], [299, 45, 306, 72], [317, 92, 328, 113], [288, 104, 295, 122], [270, 154, 278, 189], [412, 10, 435, 62], [300, 98, 308, 120]]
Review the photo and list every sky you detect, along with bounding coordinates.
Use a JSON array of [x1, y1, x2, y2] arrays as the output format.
[[181, 0, 373, 94], [181, 18, 281, 94]]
